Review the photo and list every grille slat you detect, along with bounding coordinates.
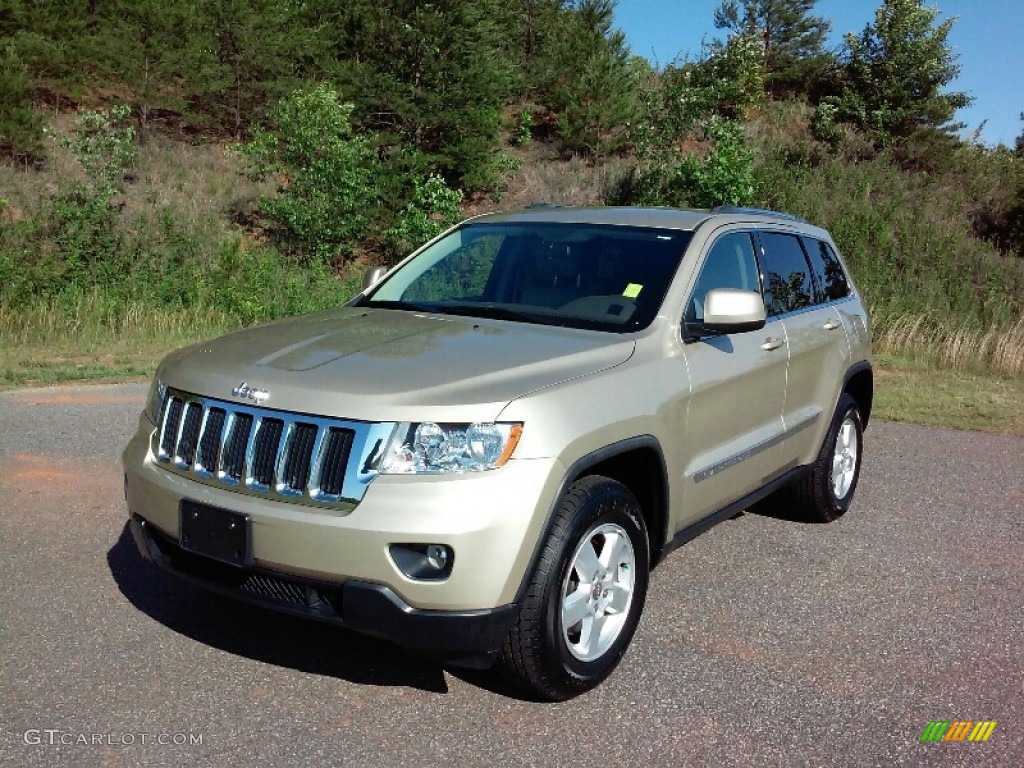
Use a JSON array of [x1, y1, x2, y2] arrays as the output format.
[[221, 413, 253, 482], [175, 402, 203, 466], [155, 391, 364, 506], [249, 418, 284, 488], [160, 398, 185, 458], [318, 428, 355, 498], [282, 423, 318, 493], [196, 408, 226, 472]]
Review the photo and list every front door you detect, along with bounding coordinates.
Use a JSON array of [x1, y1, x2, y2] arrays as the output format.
[[679, 230, 789, 525]]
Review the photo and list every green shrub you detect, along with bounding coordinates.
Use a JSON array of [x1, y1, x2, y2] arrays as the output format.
[[384, 174, 464, 260], [57, 105, 137, 198], [239, 83, 380, 264], [515, 111, 534, 146], [810, 101, 844, 151], [613, 117, 755, 208]]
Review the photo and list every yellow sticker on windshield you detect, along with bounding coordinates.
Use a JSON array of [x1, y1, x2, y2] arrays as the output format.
[[623, 283, 643, 298]]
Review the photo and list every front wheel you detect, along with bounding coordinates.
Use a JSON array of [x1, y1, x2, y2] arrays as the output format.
[[499, 475, 649, 700]]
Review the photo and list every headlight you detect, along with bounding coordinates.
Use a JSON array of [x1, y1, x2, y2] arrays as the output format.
[[379, 422, 523, 474], [144, 377, 167, 425]]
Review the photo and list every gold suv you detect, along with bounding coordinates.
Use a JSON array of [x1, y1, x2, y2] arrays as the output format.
[[123, 206, 872, 700]]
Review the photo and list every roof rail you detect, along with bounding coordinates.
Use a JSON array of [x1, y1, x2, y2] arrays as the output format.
[[710, 205, 808, 224]]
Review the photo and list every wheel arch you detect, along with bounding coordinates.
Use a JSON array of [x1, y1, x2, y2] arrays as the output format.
[[842, 361, 874, 427], [513, 436, 670, 604]]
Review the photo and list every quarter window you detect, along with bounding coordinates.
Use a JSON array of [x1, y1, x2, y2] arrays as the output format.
[[803, 238, 850, 301], [685, 232, 762, 323], [759, 232, 814, 315]]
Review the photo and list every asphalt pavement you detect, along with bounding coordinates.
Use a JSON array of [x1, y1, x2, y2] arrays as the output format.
[[1, 383, 1021, 767]]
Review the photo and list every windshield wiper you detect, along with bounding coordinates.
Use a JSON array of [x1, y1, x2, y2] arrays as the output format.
[[362, 299, 438, 313], [436, 303, 544, 324]]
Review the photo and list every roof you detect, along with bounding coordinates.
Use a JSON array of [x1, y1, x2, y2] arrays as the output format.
[[472, 206, 827, 236], [475, 206, 713, 230]]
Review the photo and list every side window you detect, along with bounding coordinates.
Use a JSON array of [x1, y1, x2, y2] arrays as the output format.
[[759, 232, 815, 315], [685, 232, 761, 323], [802, 238, 850, 301]]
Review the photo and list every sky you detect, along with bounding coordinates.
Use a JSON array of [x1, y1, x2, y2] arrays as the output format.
[[614, 0, 1024, 147]]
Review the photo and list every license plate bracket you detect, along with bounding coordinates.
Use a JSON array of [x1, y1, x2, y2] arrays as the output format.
[[179, 500, 252, 567]]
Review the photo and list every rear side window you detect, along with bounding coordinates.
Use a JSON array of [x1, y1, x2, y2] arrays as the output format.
[[685, 232, 761, 322], [759, 232, 814, 315], [803, 238, 850, 301]]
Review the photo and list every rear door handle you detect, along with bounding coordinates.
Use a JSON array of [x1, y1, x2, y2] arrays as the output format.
[[761, 337, 784, 351], [823, 319, 841, 331]]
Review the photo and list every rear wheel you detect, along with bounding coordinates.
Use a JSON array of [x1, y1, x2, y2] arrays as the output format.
[[790, 393, 864, 523], [499, 475, 649, 700]]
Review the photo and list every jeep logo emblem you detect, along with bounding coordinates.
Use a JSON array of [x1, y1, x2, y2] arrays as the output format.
[[231, 382, 269, 403]]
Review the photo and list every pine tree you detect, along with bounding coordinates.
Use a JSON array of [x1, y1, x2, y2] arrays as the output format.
[[833, 0, 970, 141], [0, 42, 43, 160], [713, 0, 830, 94], [192, 0, 313, 139], [544, 0, 637, 156], [92, 0, 199, 141], [312, 0, 517, 190]]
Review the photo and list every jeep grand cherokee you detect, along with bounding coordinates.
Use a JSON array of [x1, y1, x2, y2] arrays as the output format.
[[123, 205, 872, 700]]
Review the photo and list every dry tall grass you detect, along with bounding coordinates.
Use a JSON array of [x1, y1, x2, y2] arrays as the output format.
[[873, 310, 1024, 375], [0, 294, 236, 350]]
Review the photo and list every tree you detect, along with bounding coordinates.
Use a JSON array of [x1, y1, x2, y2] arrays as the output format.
[[713, 0, 830, 94], [239, 83, 381, 263], [309, 0, 517, 191], [190, 0, 314, 139], [92, 0, 200, 141], [831, 0, 970, 142], [543, 0, 637, 156], [0, 43, 43, 160]]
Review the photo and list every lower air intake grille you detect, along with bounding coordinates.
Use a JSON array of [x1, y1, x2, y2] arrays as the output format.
[[240, 573, 307, 605]]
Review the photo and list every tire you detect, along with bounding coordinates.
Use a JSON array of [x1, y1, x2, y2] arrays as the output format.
[[789, 393, 864, 523], [499, 475, 649, 701]]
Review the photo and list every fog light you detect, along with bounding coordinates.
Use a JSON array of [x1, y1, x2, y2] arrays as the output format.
[[389, 544, 454, 581], [426, 544, 449, 570]]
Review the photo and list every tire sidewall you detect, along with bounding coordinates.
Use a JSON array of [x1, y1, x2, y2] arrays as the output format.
[[825, 395, 864, 515], [540, 485, 649, 687]]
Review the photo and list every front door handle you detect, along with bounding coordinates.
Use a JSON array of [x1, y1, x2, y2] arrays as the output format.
[[762, 337, 784, 351], [823, 319, 841, 331]]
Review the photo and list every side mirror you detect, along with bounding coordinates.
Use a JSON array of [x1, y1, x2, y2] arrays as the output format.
[[362, 266, 388, 291], [702, 288, 766, 333]]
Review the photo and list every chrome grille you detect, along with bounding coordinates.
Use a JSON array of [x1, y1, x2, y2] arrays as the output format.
[[155, 388, 393, 507]]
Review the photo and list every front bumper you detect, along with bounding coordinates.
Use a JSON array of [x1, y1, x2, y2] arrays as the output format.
[[129, 515, 517, 662], [123, 414, 566, 655]]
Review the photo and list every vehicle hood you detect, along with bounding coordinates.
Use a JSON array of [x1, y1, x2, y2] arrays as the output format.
[[159, 307, 635, 422]]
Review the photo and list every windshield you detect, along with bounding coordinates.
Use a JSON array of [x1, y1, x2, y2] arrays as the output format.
[[359, 221, 693, 332]]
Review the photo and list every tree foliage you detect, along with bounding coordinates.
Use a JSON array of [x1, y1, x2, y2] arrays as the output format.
[[614, 117, 755, 209], [828, 0, 970, 143], [92, 0, 200, 141], [312, 0, 517, 190], [713, 0, 830, 93], [193, 0, 313, 139], [0, 43, 43, 159], [540, 0, 638, 156], [239, 84, 380, 262], [57, 106, 138, 199]]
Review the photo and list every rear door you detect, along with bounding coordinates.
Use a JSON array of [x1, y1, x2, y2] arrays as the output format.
[[757, 231, 849, 465]]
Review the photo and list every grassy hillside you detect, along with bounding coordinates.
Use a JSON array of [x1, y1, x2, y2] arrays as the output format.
[[1, 99, 1023, 432]]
